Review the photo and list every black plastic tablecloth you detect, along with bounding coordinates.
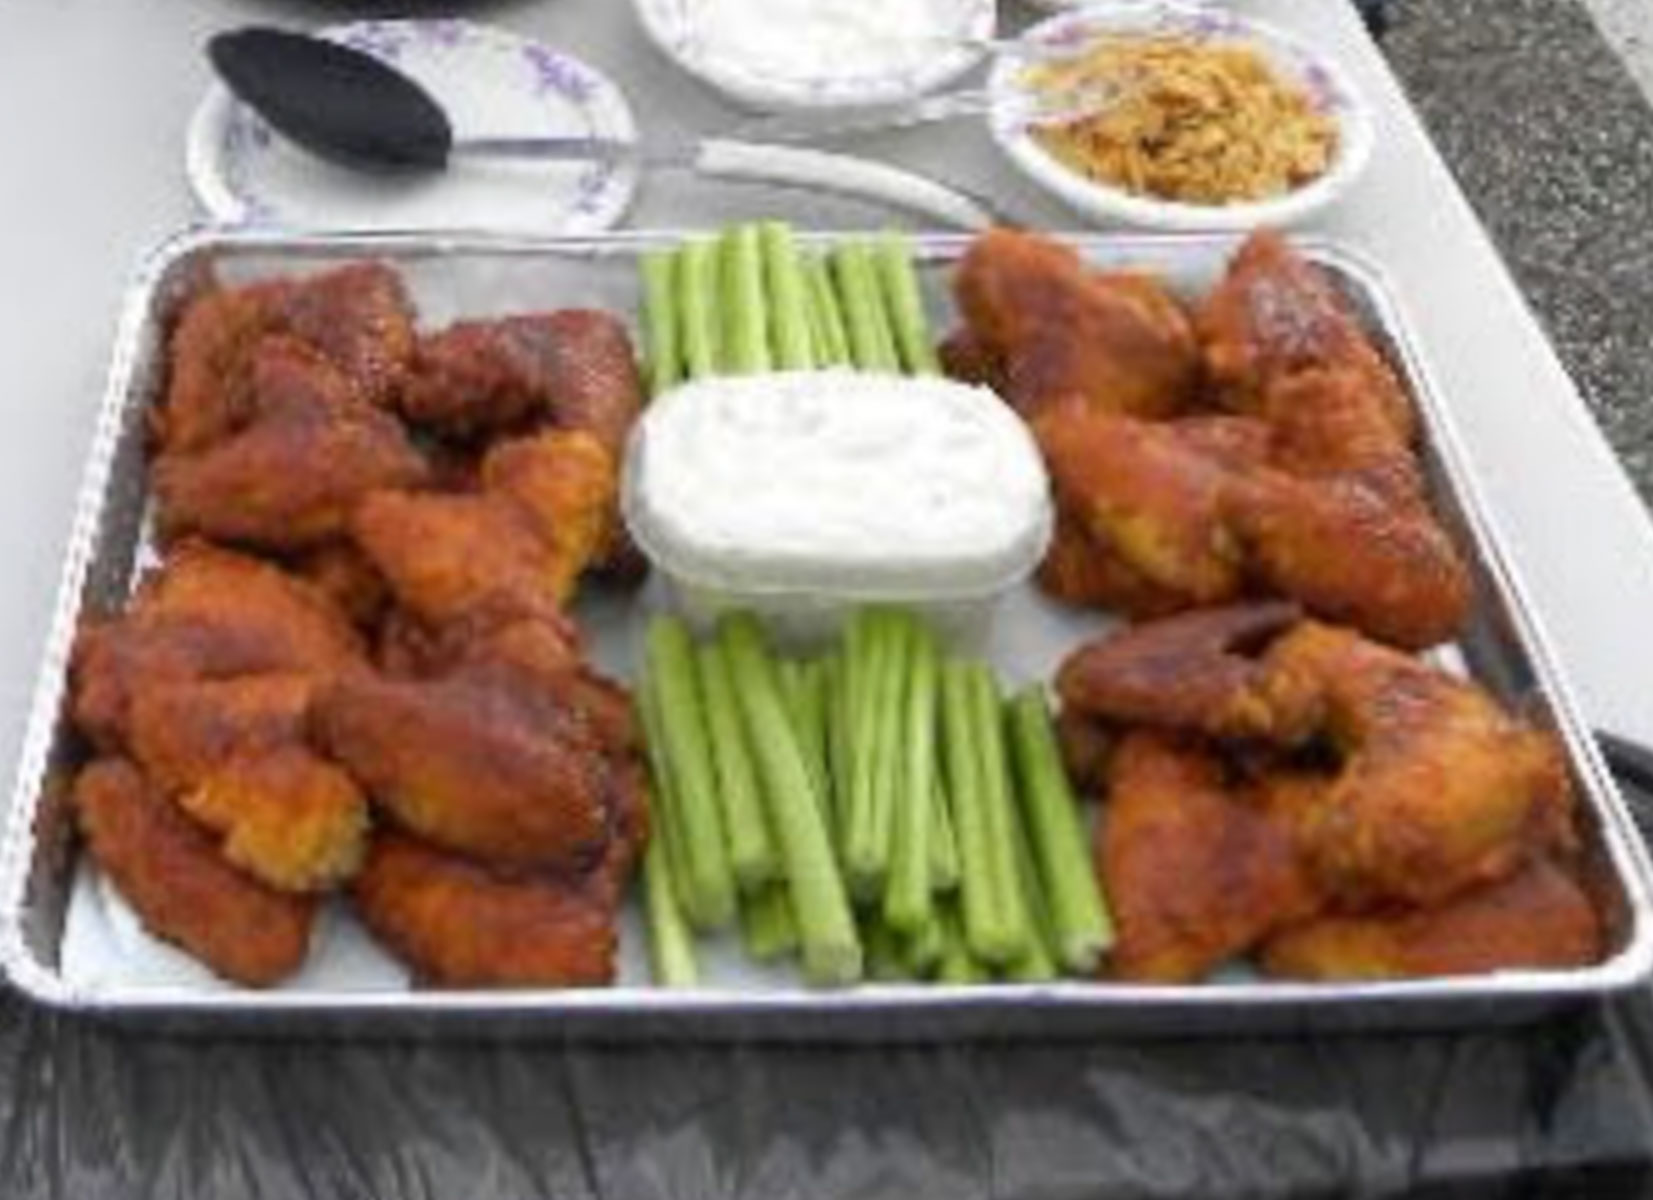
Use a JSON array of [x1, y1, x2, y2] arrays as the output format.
[[3, 989, 1652, 1199]]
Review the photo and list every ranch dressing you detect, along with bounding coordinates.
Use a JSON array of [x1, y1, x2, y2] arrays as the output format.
[[624, 370, 1052, 596], [688, 0, 963, 84]]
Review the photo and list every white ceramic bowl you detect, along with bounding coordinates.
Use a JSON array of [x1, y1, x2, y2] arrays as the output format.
[[988, 2, 1375, 231], [633, 0, 996, 112]]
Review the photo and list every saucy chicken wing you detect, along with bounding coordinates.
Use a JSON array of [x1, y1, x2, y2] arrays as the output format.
[[1060, 607, 1576, 908], [71, 542, 365, 747], [1198, 230, 1414, 441], [353, 831, 618, 987], [953, 228, 1202, 420], [125, 672, 314, 792], [1261, 858, 1600, 980], [315, 669, 611, 871], [482, 429, 619, 603], [157, 262, 414, 454], [154, 339, 429, 552], [74, 758, 315, 985], [1101, 731, 1318, 983]]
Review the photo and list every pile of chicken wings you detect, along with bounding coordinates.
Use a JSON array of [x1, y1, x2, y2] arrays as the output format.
[[69, 261, 648, 987], [944, 230, 1602, 983]]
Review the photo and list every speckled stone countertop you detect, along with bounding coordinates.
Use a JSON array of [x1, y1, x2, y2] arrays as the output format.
[[1384, 0, 1653, 498]]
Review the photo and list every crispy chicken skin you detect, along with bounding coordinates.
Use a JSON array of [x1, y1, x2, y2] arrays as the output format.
[[154, 339, 429, 552], [157, 262, 414, 455], [353, 832, 617, 987], [953, 228, 1202, 420], [1060, 608, 1577, 909], [125, 673, 314, 793], [350, 491, 567, 628], [1198, 230, 1414, 441], [289, 542, 390, 630], [1257, 367, 1423, 508], [74, 759, 315, 985], [1224, 470, 1471, 651], [483, 429, 620, 603], [1262, 858, 1601, 981], [71, 542, 364, 748], [315, 671, 610, 871], [182, 747, 369, 893], [1034, 406, 1245, 611], [1101, 731, 1319, 983]]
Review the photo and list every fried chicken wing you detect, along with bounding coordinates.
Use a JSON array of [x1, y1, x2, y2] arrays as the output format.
[[483, 429, 619, 602], [1198, 230, 1413, 440], [182, 747, 369, 893], [1257, 367, 1423, 507], [125, 673, 314, 792], [316, 671, 610, 871], [1034, 406, 1245, 612], [71, 542, 364, 747], [353, 832, 617, 987], [535, 309, 646, 457], [400, 314, 563, 439], [154, 339, 429, 552], [73, 758, 315, 985], [289, 542, 390, 630], [1261, 858, 1601, 980], [350, 491, 567, 628], [1061, 609, 1576, 908], [1101, 731, 1319, 983], [1037, 512, 1192, 615], [157, 262, 414, 455], [1225, 470, 1471, 650], [954, 228, 1201, 419]]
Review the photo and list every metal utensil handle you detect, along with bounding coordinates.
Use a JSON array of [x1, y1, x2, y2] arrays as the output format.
[[453, 136, 638, 162], [692, 138, 1000, 230]]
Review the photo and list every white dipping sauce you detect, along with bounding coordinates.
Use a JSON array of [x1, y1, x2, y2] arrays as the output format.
[[624, 370, 1052, 597], [688, 0, 964, 84]]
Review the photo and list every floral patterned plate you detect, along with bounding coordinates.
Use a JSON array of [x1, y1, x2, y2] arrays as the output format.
[[187, 20, 639, 234]]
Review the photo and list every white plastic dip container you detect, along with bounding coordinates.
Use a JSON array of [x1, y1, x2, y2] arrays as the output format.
[[623, 370, 1053, 643]]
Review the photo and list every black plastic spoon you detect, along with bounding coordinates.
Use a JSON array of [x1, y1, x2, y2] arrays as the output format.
[[204, 25, 1003, 226]]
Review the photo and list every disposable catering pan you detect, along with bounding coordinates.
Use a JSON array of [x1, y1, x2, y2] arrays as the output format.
[[2, 226, 1649, 1040]]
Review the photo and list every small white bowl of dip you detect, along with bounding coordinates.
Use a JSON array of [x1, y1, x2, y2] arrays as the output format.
[[623, 370, 1053, 643], [634, 0, 996, 111]]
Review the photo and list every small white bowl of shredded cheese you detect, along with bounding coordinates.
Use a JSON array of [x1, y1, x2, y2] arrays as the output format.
[[623, 370, 1053, 639], [634, 0, 996, 111]]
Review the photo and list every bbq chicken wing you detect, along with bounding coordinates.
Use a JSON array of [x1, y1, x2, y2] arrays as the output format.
[[353, 832, 618, 987], [71, 542, 365, 747], [953, 228, 1202, 419], [157, 262, 414, 455], [154, 339, 429, 552], [1059, 607, 1577, 908], [1198, 230, 1413, 441], [400, 314, 562, 439], [482, 429, 619, 602], [315, 669, 611, 871], [1101, 731, 1319, 983], [1262, 858, 1600, 981], [350, 491, 568, 629], [74, 758, 315, 985]]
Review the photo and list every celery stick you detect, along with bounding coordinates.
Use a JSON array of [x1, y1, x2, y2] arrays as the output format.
[[863, 915, 910, 982], [805, 253, 852, 366], [721, 614, 862, 986], [831, 242, 901, 372], [795, 660, 834, 832], [967, 664, 1030, 964], [739, 885, 798, 962], [941, 661, 1022, 963], [644, 835, 698, 987], [823, 655, 852, 851], [760, 222, 815, 371], [873, 232, 941, 376], [843, 610, 887, 891], [929, 777, 960, 895], [937, 903, 986, 985], [848, 611, 909, 897], [697, 639, 779, 889], [644, 618, 735, 930], [640, 248, 682, 397], [884, 620, 937, 933], [1003, 794, 1058, 983], [779, 657, 833, 835], [637, 673, 707, 928], [903, 912, 945, 977], [1007, 687, 1114, 972], [719, 224, 770, 374], [678, 238, 719, 380]]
